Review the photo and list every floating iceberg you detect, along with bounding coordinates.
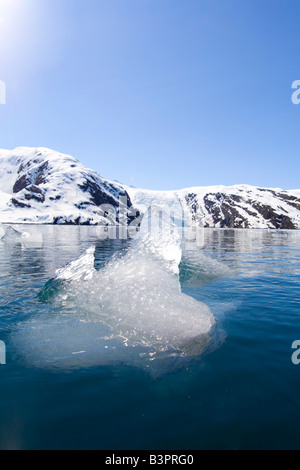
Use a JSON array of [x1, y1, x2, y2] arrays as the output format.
[[0, 224, 43, 248], [13, 208, 217, 371], [0, 224, 31, 242], [0, 224, 23, 241]]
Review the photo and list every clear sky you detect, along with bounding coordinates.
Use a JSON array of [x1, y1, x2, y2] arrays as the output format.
[[0, 0, 299, 190]]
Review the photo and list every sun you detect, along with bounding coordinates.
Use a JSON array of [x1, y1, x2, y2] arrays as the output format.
[[0, 0, 28, 57], [0, 0, 22, 32], [0, 0, 19, 21]]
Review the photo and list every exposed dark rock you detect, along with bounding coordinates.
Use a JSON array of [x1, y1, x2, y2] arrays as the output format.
[[241, 206, 257, 217], [79, 177, 118, 207], [17, 161, 31, 174], [78, 177, 137, 225], [13, 161, 49, 193], [219, 203, 249, 228], [277, 194, 300, 211], [277, 216, 296, 230], [75, 202, 90, 210], [13, 175, 29, 193], [252, 203, 296, 229], [53, 216, 92, 226], [258, 190, 300, 211], [34, 161, 49, 186], [203, 194, 215, 214], [202, 192, 296, 229], [27, 185, 43, 194], [186, 193, 198, 210], [252, 203, 276, 221], [257, 188, 277, 197], [11, 198, 31, 209], [278, 206, 289, 214], [203, 194, 249, 228], [25, 192, 45, 203], [229, 194, 243, 203]]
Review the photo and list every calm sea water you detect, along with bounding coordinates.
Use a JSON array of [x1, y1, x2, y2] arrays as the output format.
[[0, 226, 300, 450]]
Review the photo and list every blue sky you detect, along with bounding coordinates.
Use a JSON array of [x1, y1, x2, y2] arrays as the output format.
[[0, 0, 299, 190]]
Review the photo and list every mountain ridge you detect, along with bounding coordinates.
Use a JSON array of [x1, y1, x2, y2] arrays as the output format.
[[0, 146, 300, 229]]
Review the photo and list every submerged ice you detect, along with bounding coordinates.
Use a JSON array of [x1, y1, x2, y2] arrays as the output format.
[[0, 224, 43, 247], [0, 224, 24, 241], [13, 208, 219, 371]]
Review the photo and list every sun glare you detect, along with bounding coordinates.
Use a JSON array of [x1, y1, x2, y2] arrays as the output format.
[[0, 0, 25, 43], [0, 0, 35, 69], [0, 0, 69, 82], [0, 0, 20, 22]]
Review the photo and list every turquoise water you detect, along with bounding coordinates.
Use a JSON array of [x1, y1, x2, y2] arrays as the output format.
[[0, 226, 300, 450]]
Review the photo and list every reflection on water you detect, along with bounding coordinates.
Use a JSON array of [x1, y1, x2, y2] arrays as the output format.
[[0, 226, 300, 449]]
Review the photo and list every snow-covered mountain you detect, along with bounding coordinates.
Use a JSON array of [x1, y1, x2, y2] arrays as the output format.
[[0, 147, 137, 225], [0, 146, 300, 229], [126, 185, 300, 229]]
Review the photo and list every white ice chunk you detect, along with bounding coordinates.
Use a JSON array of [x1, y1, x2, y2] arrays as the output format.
[[55, 246, 96, 282], [12, 209, 216, 371]]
